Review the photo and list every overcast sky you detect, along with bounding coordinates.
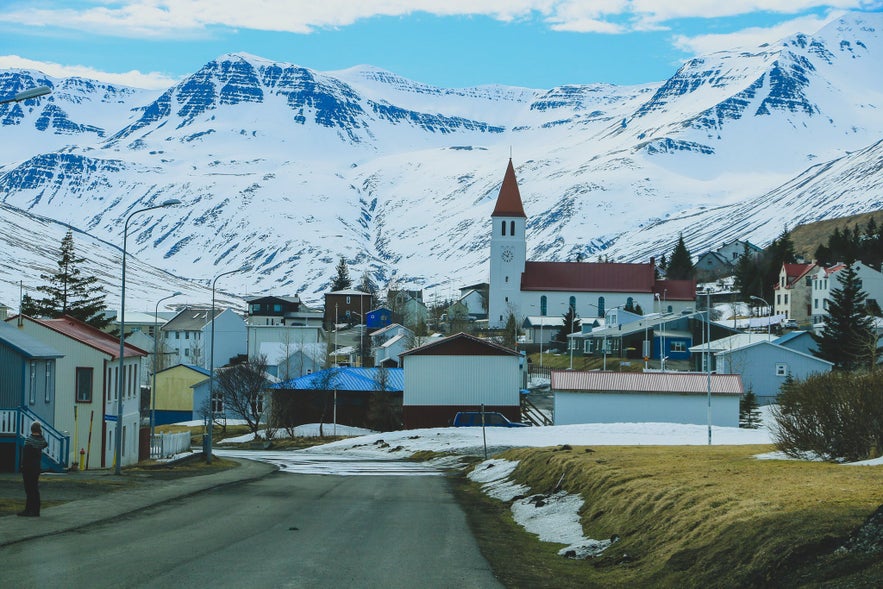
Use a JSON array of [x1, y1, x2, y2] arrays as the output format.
[[1, 1, 881, 90]]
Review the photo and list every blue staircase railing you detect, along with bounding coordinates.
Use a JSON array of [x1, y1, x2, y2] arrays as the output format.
[[2, 407, 71, 472]]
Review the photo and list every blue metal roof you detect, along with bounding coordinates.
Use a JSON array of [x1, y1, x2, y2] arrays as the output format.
[[773, 331, 808, 345], [0, 322, 63, 359], [274, 367, 403, 392]]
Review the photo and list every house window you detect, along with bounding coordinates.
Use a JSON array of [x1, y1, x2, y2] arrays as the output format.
[[784, 294, 789, 304], [122, 425, 127, 457], [346, 296, 351, 304], [776, 294, 781, 305], [776, 363, 788, 377], [76, 367, 93, 403], [569, 296, 577, 312], [29, 362, 36, 404], [596, 296, 604, 316], [45, 361, 52, 402], [671, 342, 685, 353], [176, 332, 180, 340], [184, 348, 190, 357], [211, 393, 223, 414], [540, 296, 547, 316], [273, 304, 282, 312], [185, 332, 190, 340]]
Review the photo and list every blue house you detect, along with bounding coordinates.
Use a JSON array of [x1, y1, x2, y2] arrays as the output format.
[[366, 307, 393, 330], [0, 321, 69, 472]]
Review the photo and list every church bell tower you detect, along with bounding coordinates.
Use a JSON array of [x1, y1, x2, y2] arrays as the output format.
[[488, 159, 527, 329]]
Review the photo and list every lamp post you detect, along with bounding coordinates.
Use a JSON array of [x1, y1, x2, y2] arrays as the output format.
[[150, 291, 182, 457], [750, 296, 771, 341], [206, 265, 252, 464], [116, 199, 180, 474], [0, 85, 51, 105]]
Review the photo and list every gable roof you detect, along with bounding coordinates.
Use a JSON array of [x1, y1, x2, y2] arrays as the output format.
[[23, 315, 146, 359], [552, 370, 743, 395], [0, 321, 63, 359], [400, 332, 521, 357], [521, 261, 656, 293], [157, 363, 211, 376], [275, 367, 404, 391], [163, 307, 220, 331], [776, 263, 816, 290], [491, 159, 526, 218]]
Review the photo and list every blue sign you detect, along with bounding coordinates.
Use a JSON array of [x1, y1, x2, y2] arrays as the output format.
[[104, 414, 118, 422]]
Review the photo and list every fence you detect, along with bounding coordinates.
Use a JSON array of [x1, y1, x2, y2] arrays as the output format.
[[150, 431, 193, 459]]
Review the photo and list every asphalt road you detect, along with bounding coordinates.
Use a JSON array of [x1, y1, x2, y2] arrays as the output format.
[[0, 471, 503, 589]]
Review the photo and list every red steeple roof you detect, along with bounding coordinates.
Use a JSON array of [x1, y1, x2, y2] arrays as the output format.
[[491, 159, 526, 218]]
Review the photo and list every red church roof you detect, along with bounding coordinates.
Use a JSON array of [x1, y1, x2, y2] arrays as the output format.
[[521, 262, 656, 293], [491, 159, 526, 218]]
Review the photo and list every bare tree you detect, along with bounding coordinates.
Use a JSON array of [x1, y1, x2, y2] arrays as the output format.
[[214, 355, 271, 438]]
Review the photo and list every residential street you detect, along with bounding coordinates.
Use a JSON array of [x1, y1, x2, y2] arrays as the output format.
[[0, 470, 502, 588]]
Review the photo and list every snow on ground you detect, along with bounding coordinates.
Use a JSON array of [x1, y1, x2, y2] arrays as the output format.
[[193, 407, 881, 560]]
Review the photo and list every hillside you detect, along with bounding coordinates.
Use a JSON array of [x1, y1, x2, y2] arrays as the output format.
[[790, 209, 883, 261], [1, 13, 882, 310]]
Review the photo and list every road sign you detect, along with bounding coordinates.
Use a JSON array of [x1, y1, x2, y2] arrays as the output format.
[[104, 414, 118, 422]]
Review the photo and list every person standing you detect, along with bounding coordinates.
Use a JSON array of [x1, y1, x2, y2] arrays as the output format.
[[20, 421, 49, 517]]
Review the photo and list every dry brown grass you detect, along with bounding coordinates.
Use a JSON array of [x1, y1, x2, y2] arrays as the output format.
[[459, 445, 883, 588]]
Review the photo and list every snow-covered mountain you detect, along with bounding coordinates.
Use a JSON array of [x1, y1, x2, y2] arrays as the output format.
[[1, 13, 882, 311]]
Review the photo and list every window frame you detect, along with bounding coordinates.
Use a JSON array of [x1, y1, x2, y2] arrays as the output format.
[[76, 367, 93, 403]]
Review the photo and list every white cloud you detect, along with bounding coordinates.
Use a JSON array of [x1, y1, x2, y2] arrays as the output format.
[[0, 1, 878, 38], [0, 55, 179, 89], [671, 12, 843, 55]]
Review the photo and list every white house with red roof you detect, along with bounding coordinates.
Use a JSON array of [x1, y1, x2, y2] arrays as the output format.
[[487, 160, 696, 329], [9, 314, 148, 469], [773, 262, 817, 326]]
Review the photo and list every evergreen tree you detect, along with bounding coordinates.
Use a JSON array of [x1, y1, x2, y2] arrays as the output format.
[[739, 391, 762, 429], [501, 312, 518, 349], [553, 306, 581, 351], [666, 234, 695, 280], [330, 256, 352, 291], [27, 229, 110, 329], [811, 263, 877, 370]]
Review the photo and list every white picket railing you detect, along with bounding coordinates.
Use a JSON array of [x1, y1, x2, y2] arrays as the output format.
[[150, 431, 193, 459]]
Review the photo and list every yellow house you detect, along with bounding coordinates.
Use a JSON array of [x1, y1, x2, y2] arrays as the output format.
[[153, 364, 210, 425]]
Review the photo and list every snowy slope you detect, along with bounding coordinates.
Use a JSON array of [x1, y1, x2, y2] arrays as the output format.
[[1, 13, 882, 310]]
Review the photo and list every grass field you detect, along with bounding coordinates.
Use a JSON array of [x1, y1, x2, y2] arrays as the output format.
[[455, 445, 883, 588]]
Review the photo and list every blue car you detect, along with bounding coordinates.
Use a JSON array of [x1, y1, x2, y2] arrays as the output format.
[[452, 411, 528, 427]]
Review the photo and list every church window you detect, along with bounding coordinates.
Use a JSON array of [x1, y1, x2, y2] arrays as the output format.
[[510, 221, 515, 236], [501, 221, 506, 236], [597, 297, 605, 316], [569, 296, 576, 312], [540, 296, 547, 316]]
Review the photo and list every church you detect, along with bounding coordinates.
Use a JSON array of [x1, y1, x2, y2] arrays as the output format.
[[487, 160, 696, 329]]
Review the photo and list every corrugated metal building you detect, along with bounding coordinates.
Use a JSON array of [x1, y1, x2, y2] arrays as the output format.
[[551, 370, 743, 427], [401, 333, 521, 428]]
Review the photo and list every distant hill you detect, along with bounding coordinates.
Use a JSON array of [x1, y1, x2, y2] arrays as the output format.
[[790, 209, 883, 261]]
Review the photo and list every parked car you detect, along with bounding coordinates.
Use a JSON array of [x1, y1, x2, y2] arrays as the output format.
[[784, 319, 799, 329], [452, 411, 528, 427]]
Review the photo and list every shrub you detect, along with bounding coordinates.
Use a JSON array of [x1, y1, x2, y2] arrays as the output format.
[[771, 371, 883, 462]]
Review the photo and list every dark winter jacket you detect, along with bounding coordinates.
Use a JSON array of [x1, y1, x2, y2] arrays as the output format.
[[21, 434, 48, 475]]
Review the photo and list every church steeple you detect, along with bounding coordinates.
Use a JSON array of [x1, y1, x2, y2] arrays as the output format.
[[488, 159, 527, 328], [491, 159, 526, 218]]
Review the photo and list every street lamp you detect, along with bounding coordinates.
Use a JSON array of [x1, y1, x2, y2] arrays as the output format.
[[116, 199, 181, 474], [150, 291, 182, 456], [750, 296, 771, 341], [0, 85, 51, 105], [207, 264, 252, 464]]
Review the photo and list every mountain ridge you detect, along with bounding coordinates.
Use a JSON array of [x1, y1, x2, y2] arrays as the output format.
[[1, 12, 882, 310]]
